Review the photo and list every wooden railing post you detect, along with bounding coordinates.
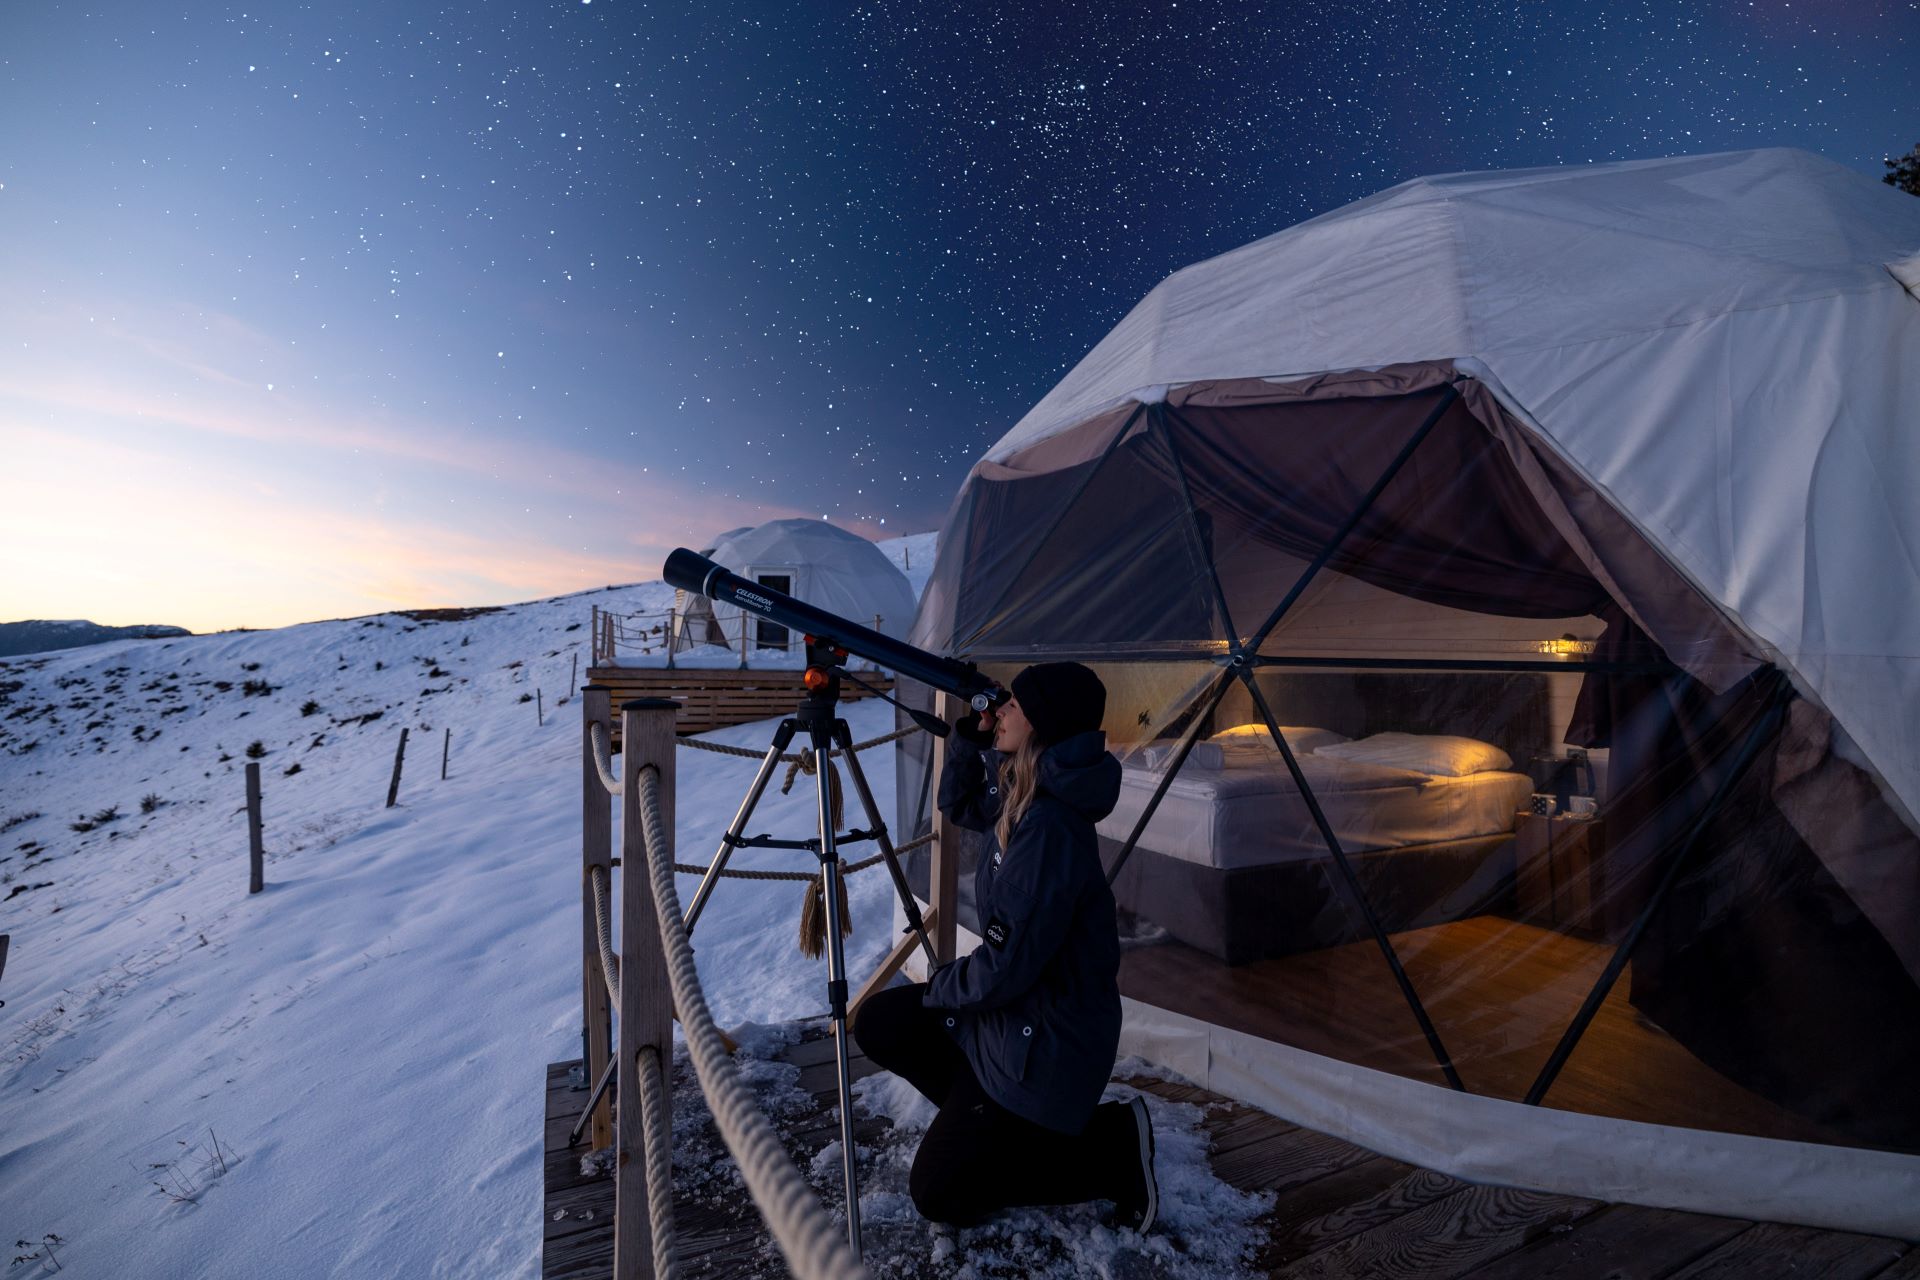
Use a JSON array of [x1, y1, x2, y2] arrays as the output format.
[[929, 692, 959, 964], [580, 686, 615, 1151], [616, 699, 677, 1280], [665, 609, 676, 669]]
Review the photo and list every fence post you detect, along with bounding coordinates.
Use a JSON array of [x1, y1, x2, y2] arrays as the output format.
[[246, 762, 265, 893], [617, 699, 677, 1280], [580, 686, 615, 1151], [665, 608, 676, 669], [385, 728, 409, 809], [441, 727, 451, 781], [929, 693, 959, 963], [738, 616, 748, 670], [570, 652, 578, 698], [538, 688, 544, 727], [592, 605, 600, 665]]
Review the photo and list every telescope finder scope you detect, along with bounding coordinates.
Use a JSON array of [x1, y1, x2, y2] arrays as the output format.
[[662, 547, 1005, 713]]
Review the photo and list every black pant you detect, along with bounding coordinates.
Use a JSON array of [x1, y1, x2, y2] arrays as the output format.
[[852, 983, 1135, 1226]]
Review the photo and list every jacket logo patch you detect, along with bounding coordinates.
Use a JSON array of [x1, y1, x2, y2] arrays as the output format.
[[985, 917, 1010, 949]]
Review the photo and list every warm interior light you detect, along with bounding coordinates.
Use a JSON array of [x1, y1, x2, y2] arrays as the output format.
[[1539, 637, 1597, 656]]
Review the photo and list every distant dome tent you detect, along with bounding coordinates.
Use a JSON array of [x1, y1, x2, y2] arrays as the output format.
[[897, 149, 1920, 1235], [673, 519, 916, 656]]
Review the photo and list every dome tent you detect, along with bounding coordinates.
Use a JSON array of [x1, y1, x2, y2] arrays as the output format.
[[895, 149, 1920, 1234], [673, 518, 916, 658]]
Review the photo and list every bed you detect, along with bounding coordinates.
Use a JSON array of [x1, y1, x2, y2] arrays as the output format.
[[1104, 671, 1550, 964]]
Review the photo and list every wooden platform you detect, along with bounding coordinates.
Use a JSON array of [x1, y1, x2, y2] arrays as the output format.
[[585, 667, 892, 739], [1119, 915, 1857, 1148], [540, 1031, 1917, 1279]]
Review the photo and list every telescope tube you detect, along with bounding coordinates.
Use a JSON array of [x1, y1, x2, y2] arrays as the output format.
[[663, 548, 1005, 711]]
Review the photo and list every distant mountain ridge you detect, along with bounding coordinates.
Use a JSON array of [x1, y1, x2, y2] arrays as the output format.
[[0, 619, 192, 657]]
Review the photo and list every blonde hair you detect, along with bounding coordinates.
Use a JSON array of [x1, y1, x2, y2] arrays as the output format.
[[994, 736, 1044, 854]]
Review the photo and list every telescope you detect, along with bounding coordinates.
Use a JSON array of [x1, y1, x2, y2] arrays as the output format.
[[663, 547, 1007, 725], [662, 545, 1003, 1255]]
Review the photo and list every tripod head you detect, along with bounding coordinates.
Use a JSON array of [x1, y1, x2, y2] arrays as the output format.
[[664, 547, 1008, 730]]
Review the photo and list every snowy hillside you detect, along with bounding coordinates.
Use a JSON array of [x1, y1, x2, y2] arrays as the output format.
[[0, 526, 1267, 1279], [0, 547, 914, 1272]]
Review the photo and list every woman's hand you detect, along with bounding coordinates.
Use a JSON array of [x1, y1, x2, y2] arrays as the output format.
[[954, 707, 998, 746]]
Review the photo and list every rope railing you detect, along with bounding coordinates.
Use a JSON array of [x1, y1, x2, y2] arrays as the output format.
[[590, 721, 624, 796], [592, 601, 894, 670], [633, 764, 871, 1280], [634, 1044, 677, 1279], [589, 863, 620, 1004]]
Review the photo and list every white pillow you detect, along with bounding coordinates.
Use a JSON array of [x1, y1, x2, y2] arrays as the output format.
[[1134, 724, 1348, 771], [1315, 732, 1513, 778], [1212, 723, 1351, 755]]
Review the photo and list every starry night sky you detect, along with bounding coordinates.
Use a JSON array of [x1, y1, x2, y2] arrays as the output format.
[[2, 0, 1915, 631]]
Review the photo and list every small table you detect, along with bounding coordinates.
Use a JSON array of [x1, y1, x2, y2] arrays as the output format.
[[1513, 812, 1607, 936]]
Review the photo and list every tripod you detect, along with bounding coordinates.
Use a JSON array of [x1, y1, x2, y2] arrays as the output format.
[[682, 638, 938, 1255]]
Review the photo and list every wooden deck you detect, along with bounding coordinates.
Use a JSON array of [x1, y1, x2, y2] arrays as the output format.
[[585, 667, 892, 739], [541, 1030, 1918, 1279]]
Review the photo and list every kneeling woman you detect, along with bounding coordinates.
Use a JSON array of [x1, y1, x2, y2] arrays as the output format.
[[853, 661, 1157, 1231]]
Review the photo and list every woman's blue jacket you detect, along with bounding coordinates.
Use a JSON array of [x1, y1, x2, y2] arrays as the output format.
[[922, 728, 1123, 1134]]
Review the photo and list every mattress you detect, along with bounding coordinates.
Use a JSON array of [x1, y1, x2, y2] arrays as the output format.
[[1099, 752, 1533, 871]]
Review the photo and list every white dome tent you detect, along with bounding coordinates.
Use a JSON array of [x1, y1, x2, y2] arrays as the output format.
[[673, 518, 917, 660], [895, 149, 1920, 1235]]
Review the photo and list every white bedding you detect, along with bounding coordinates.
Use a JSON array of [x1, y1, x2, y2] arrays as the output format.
[[1099, 751, 1533, 870]]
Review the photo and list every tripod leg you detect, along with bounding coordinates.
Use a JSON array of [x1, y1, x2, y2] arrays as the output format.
[[834, 720, 937, 969], [685, 721, 797, 936], [811, 723, 864, 1256], [569, 1053, 618, 1148]]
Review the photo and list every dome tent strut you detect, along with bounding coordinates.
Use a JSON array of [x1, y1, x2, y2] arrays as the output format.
[[1241, 671, 1466, 1092], [1522, 671, 1792, 1106], [1102, 384, 1470, 1091]]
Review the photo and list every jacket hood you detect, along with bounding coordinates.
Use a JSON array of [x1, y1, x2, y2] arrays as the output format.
[[1034, 730, 1121, 823]]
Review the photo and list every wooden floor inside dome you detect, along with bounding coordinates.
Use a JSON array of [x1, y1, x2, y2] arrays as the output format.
[[1118, 914, 1852, 1148]]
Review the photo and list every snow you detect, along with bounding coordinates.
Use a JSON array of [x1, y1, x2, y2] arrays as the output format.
[[0, 527, 1269, 1278]]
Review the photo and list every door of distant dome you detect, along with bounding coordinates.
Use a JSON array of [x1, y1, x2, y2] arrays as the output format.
[[754, 573, 793, 650]]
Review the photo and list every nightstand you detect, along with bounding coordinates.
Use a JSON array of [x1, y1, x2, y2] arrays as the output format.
[[1513, 812, 1607, 936]]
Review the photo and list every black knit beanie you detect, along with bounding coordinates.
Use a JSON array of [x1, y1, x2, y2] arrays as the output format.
[[1009, 662, 1106, 747]]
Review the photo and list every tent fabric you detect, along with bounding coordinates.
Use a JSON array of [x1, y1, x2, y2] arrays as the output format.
[[676, 518, 917, 650], [1114, 996, 1920, 1239], [897, 148, 1920, 1194], [982, 149, 1920, 830], [904, 363, 1920, 1150]]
